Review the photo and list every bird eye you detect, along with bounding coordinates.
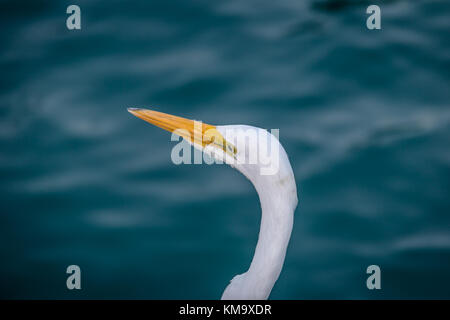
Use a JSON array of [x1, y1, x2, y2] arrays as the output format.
[[227, 144, 236, 154]]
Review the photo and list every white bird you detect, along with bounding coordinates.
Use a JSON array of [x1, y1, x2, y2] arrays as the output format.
[[128, 108, 298, 300]]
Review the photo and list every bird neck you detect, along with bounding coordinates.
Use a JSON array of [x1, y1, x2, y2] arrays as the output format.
[[221, 172, 296, 300], [246, 182, 294, 298]]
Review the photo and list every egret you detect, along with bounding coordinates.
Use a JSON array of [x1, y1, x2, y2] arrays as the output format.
[[128, 108, 298, 300]]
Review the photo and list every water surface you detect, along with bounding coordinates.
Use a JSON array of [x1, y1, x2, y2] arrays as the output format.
[[0, 0, 449, 299]]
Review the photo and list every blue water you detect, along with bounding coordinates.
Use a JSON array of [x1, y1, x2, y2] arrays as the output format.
[[1, 0, 449, 299]]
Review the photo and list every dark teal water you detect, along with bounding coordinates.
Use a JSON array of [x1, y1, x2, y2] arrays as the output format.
[[1, 0, 449, 299]]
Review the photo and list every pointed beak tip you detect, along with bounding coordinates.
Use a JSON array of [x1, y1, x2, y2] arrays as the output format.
[[127, 107, 140, 113]]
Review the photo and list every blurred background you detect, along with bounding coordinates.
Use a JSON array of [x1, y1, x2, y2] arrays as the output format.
[[0, 0, 449, 299]]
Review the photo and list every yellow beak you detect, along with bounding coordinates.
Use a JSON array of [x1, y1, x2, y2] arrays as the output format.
[[127, 108, 236, 157]]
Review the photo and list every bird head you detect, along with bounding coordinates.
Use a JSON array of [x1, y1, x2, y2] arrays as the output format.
[[128, 108, 297, 207]]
